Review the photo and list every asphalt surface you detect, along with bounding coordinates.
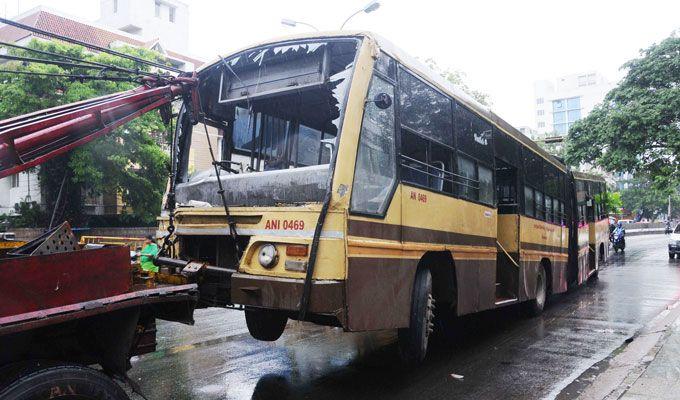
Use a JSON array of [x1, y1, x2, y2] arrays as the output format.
[[129, 235, 680, 400]]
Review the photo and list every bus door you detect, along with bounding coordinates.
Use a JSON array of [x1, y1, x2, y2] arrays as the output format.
[[495, 158, 520, 303]]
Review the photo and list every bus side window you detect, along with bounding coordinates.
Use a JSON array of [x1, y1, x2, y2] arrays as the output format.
[[401, 131, 429, 187], [524, 186, 535, 217], [535, 191, 545, 220], [350, 76, 397, 215], [478, 164, 494, 205], [545, 195, 553, 223], [457, 155, 478, 200]]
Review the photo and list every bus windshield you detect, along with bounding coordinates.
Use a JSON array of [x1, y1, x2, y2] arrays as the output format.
[[175, 38, 360, 207]]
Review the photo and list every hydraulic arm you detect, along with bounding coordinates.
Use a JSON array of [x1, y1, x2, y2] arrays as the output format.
[[0, 75, 198, 179]]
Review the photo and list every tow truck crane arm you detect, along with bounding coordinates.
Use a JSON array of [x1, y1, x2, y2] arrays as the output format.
[[0, 75, 198, 179]]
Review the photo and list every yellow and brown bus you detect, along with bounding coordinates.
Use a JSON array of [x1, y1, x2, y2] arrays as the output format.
[[163, 31, 609, 363]]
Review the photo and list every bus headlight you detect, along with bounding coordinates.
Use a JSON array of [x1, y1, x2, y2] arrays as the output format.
[[258, 243, 278, 268]]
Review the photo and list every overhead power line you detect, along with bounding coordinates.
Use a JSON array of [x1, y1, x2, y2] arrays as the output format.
[[0, 41, 159, 78], [0, 69, 141, 83]]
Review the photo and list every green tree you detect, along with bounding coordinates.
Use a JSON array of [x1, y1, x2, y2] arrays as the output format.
[[424, 58, 492, 106], [620, 179, 680, 219], [594, 191, 623, 215], [0, 40, 170, 226], [565, 32, 680, 191]]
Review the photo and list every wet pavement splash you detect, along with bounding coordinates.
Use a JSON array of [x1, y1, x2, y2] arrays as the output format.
[[129, 235, 680, 399]]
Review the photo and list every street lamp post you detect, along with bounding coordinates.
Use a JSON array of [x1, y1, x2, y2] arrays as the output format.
[[340, 1, 380, 30], [280, 18, 320, 31]]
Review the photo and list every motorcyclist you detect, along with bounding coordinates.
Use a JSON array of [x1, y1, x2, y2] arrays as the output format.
[[613, 221, 626, 249]]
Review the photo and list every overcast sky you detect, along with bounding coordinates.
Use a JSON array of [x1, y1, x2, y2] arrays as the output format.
[[3, 0, 679, 128]]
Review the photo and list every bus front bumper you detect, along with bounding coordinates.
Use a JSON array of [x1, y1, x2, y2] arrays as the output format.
[[231, 273, 345, 320]]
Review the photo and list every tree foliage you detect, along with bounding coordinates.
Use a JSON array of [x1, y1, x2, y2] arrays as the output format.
[[620, 179, 679, 219], [424, 58, 492, 106], [0, 40, 170, 225], [565, 32, 680, 191], [594, 191, 623, 215]]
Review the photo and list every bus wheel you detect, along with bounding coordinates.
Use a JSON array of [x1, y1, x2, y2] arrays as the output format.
[[398, 268, 434, 365], [245, 308, 288, 341], [527, 266, 547, 316], [0, 362, 129, 400]]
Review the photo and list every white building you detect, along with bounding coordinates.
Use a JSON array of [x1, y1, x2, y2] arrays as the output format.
[[0, 171, 41, 215], [98, 0, 190, 55], [533, 71, 614, 136]]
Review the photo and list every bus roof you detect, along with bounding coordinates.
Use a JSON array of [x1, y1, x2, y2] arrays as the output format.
[[571, 171, 607, 183], [198, 30, 568, 172]]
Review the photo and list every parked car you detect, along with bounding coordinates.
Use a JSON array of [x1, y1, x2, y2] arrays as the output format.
[[669, 225, 680, 259]]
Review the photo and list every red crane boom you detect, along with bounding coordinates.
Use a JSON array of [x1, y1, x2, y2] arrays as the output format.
[[0, 75, 198, 179]]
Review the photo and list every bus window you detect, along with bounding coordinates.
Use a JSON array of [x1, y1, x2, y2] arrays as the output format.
[[457, 155, 477, 201], [398, 70, 453, 146], [455, 103, 493, 165], [375, 52, 396, 79], [524, 151, 543, 192], [429, 142, 454, 193], [478, 165, 494, 205], [524, 186, 535, 217], [535, 191, 545, 220], [553, 197, 560, 224], [545, 195, 553, 223], [401, 132, 429, 187], [350, 76, 397, 215]]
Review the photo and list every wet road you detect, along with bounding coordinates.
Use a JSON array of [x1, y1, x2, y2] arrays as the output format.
[[130, 235, 680, 399]]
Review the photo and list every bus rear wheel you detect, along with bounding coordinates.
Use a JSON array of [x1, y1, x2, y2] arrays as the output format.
[[526, 266, 547, 316], [398, 268, 435, 365], [0, 362, 129, 400], [245, 308, 288, 341]]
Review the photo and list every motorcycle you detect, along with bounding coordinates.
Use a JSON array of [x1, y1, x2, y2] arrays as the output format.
[[612, 230, 626, 253]]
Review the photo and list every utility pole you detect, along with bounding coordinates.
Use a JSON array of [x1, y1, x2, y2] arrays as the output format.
[[669, 195, 672, 220]]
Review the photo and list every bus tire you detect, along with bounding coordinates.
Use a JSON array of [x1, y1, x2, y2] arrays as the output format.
[[0, 362, 129, 400], [398, 268, 434, 365], [526, 265, 547, 317], [245, 308, 287, 341]]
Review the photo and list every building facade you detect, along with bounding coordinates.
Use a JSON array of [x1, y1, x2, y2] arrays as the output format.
[[533, 71, 614, 136], [0, 3, 207, 217]]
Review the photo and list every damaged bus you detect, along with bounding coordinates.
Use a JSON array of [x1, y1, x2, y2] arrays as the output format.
[[166, 32, 609, 363]]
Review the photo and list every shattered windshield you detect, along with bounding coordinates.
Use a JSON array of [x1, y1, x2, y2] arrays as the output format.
[[175, 38, 360, 207], [196, 38, 359, 173]]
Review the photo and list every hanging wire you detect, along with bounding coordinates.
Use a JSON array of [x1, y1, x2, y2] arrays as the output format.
[[0, 41, 159, 78], [0, 53, 139, 73], [0, 69, 141, 83], [0, 16, 182, 74]]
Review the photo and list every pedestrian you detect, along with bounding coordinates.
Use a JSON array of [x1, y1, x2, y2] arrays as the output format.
[[139, 235, 159, 277]]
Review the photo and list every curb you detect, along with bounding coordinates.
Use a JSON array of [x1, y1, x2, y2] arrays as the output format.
[[570, 298, 680, 400]]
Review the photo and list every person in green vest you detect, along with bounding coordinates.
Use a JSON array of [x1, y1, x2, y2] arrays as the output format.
[[139, 235, 159, 276]]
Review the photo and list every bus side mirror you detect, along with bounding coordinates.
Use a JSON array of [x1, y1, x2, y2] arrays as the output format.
[[370, 93, 392, 109]]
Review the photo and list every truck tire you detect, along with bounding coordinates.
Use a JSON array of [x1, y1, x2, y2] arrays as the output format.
[[398, 268, 435, 365], [526, 265, 547, 317], [245, 308, 287, 341], [0, 362, 129, 400]]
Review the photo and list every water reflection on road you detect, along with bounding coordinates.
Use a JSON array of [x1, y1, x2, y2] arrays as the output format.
[[130, 235, 680, 399]]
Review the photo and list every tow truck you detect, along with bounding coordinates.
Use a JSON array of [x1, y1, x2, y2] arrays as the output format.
[[0, 17, 205, 400]]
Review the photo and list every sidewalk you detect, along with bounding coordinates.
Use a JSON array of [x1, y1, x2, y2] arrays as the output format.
[[618, 318, 680, 399], [566, 298, 680, 400]]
